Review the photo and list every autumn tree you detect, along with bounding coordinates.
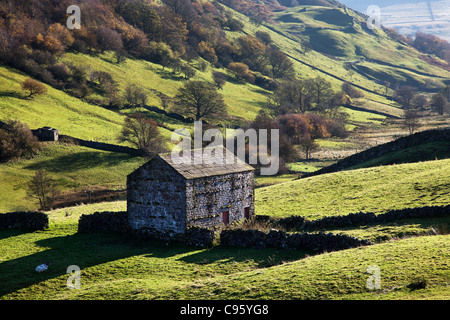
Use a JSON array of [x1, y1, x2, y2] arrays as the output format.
[[124, 85, 147, 107], [21, 78, 47, 98], [277, 113, 330, 144], [197, 41, 218, 64], [47, 23, 74, 49], [237, 35, 267, 72], [0, 120, 40, 162], [119, 1, 162, 41], [27, 169, 60, 211], [227, 62, 254, 83], [119, 113, 167, 156], [145, 41, 175, 70], [213, 71, 226, 90], [96, 26, 123, 53], [174, 80, 227, 122]]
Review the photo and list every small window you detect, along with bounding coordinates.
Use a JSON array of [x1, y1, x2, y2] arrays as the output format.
[[244, 207, 250, 220], [222, 211, 229, 225]]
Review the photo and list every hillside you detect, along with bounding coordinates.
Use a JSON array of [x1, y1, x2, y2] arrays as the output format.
[[256, 158, 450, 218], [0, 143, 146, 212], [340, 0, 450, 42], [306, 128, 450, 176], [0, 0, 449, 304]]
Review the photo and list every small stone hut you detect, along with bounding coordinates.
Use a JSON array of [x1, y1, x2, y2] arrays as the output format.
[[127, 146, 255, 241], [32, 126, 59, 141]]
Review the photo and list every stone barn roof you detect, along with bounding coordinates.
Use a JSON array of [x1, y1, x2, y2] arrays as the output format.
[[129, 146, 254, 181]]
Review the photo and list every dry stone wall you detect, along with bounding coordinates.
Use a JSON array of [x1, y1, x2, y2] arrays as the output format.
[[0, 211, 48, 230]]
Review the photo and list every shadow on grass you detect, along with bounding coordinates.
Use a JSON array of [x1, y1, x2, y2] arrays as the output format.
[[0, 229, 308, 297], [0, 231, 191, 297], [177, 246, 309, 268], [24, 152, 135, 173], [0, 90, 26, 99]]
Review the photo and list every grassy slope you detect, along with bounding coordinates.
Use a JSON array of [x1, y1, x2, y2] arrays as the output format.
[[347, 140, 450, 170], [267, 5, 450, 94], [0, 200, 448, 300], [161, 235, 450, 300], [0, 143, 146, 212], [0, 66, 126, 143], [255, 158, 450, 219], [1, 4, 425, 146], [62, 52, 270, 124]]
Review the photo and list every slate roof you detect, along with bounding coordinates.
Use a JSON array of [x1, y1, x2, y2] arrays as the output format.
[[158, 146, 254, 180]]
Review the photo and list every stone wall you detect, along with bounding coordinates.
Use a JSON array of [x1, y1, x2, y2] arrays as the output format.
[[255, 205, 450, 232], [186, 171, 254, 229], [185, 226, 216, 247], [127, 158, 187, 241], [59, 135, 144, 156], [78, 211, 128, 233], [0, 211, 48, 230], [220, 228, 372, 253], [305, 128, 450, 177]]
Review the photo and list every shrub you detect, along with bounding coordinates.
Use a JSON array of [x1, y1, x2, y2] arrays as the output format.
[[0, 120, 40, 162], [21, 78, 47, 97], [227, 62, 255, 83]]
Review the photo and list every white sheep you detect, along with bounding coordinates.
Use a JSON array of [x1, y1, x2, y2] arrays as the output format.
[[35, 262, 50, 273]]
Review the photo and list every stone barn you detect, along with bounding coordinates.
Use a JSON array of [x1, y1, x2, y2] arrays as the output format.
[[32, 126, 59, 141], [127, 147, 255, 241]]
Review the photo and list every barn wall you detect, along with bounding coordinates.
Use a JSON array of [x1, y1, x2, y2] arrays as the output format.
[[127, 159, 187, 241], [186, 171, 254, 229]]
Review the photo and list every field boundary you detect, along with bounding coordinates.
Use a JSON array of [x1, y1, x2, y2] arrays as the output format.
[[304, 127, 450, 177]]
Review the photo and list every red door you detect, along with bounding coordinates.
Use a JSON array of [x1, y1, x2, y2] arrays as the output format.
[[222, 211, 229, 224], [244, 207, 250, 220]]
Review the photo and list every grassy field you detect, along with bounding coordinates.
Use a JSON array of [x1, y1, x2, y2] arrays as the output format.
[[0, 143, 146, 212], [255, 158, 450, 219], [0, 199, 447, 300]]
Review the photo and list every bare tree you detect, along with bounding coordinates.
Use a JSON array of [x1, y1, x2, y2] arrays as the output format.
[[404, 110, 420, 134], [299, 136, 319, 160], [119, 113, 167, 156], [394, 86, 417, 109], [27, 169, 60, 210], [430, 93, 448, 115]]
